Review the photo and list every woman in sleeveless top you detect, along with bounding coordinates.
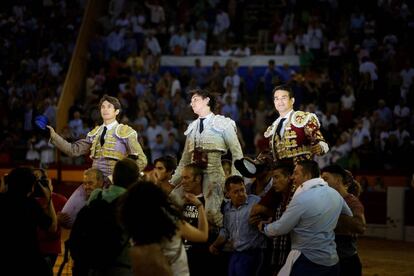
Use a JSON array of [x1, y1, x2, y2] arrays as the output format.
[[120, 181, 208, 276]]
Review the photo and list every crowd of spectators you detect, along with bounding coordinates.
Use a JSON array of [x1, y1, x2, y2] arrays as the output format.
[[1, 0, 414, 172], [0, 0, 84, 166]]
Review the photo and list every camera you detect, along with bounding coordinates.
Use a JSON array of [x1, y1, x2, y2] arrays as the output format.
[[38, 175, 49, 187], [33, 168, 49, 197]]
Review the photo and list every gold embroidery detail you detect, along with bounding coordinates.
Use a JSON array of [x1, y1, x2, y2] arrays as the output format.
[[116, 124, 135, 138], [87, 126, 101, 137]]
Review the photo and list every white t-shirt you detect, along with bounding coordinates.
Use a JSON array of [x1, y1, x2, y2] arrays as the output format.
[[223, 74, 241, 96], [321, 114, 339, 129], [341, 94, 356, 110], [393, 105, 410, 118], [359, 61, 378, 80], [400, 68, 414, 88], [171, 79, 181, 97], [187, 39, 206, 56]]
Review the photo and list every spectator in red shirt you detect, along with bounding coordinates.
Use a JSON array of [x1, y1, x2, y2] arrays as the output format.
[[34, 168, 68, 271]]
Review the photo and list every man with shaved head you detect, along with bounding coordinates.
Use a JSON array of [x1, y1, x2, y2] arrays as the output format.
[[58, 168, 104, 228]]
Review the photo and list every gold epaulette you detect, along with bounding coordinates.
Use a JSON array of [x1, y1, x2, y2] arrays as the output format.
[[291, 111, 317, 128], [264, 123, 276, 138], [115, 124, 136, 138], [87, 125, 101, 137]]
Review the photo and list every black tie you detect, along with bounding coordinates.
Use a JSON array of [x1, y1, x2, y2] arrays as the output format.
[[100, 126, 107, 146], [199, 118, 205, 133], [276, 118, 286, 138]]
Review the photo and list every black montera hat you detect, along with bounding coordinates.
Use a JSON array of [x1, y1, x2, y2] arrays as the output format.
[[234, 157, 268, 178]]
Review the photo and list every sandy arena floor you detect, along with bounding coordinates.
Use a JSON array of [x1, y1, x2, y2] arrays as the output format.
[[54, 234, 414, 275], [359, 237, 414, 276]]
